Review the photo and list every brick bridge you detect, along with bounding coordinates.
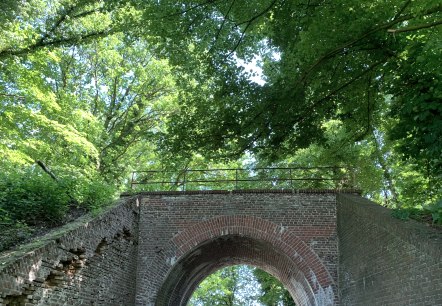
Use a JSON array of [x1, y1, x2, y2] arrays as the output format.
[[0, 190, 441, 306]]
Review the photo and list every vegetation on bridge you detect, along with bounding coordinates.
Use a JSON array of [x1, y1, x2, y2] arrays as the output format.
[[1, 0, 440, 251]]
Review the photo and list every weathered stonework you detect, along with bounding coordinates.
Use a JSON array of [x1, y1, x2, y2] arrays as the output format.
[[1, 191, 441, 306], [0, 197, 140, 306]]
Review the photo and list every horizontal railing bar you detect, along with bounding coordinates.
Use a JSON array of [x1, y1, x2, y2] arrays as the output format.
[[133, 166, 346, 173], [130, 167, 353, 190], [132, 166, 344, 174], [131, 178, 347, 184]]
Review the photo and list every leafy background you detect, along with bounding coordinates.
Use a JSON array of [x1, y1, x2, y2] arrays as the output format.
[[1, 0, 441, 302]]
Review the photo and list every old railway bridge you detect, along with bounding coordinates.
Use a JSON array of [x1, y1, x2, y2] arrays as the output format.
[[0, 168, 441, 305]]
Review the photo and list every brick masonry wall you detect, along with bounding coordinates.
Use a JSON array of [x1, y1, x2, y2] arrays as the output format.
[[135, 190, 341, 306], [2, 191, 439, 306], [337, 194, 442, 305], [0, 197, 140, 306]]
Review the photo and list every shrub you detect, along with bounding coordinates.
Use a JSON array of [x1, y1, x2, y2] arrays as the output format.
[[425, 199, 442, 225], [80, 178, 117, 212], [0, 213, 33, 252], [0, 170, 70, 225], [391, 199, 442, 226]]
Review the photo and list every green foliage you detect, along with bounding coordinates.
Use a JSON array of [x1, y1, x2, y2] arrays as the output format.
[[391, 199, 442, 225], [391, 208, 413, 221], [0, 0, 126, 58], [71, 175, 117, 212], [0, 218, 33, 252], [144, 0, 442, 161], [189, 265, 295, 306], [0, 164, 117, 250], [426, 200, 442, 225], [254, 269, 296, 306], [189, 266, 246, 306], [0, 166, 116, 224], [387, 36, 442, 178], [0, 169, 70, 224], [1, 0, 441, 250], [142, 0, 441, 210], [0, 13, 176, 249]]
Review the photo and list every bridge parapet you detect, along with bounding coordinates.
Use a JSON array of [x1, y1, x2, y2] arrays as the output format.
[[135, 190, 342, 306]]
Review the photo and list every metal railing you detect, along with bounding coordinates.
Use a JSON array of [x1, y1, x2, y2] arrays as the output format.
[[130, 167, 354, 191]]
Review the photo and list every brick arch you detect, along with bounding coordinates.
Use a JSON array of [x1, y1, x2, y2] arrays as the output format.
[[154, 215, 336, 306]]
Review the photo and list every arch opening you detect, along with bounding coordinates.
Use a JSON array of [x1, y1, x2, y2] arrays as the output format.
[[156, 235, 316, 306], [188, 264, 296, 305]]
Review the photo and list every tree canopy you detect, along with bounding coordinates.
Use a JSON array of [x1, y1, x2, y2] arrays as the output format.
[[134, 0, 441, 163], [140, 0, 441, 209], [1, 0, 441, 250]]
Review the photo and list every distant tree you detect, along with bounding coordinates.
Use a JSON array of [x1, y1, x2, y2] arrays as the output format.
[[188, 265, 295, 306], [189, 266, 258, 306], [253, 269, 296, 306]]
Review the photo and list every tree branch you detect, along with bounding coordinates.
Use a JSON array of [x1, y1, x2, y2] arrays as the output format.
[[388, 19, 442, 34], [214, 0, 236, 42], [0, 30, 110, 59], [234, 0, 278, 27], [226, 0, 278, 57], [161, 0, 222, 18], [296, 4, 442, 86], [71, 6, 106, 19], [36, 160, 59, 182], [0, 93, 25, 100], [104, 76, 119, 129], [393, 0, 412, 20], [36, 6, 76, 47], [311, 59, 386, 112], [226, 22, 251, 58]]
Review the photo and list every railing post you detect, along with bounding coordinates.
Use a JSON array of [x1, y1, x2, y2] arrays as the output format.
[[235, 169, 238, 190], [289, 168, 293, 189], [131, 172, 135, 189], [182, 170, 186, 191], [351, 169, 356, 189]]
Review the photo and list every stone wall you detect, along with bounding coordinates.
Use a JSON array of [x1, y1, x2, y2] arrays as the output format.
[[0, 197, 140, 306], [337, 194, 442, 305]]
